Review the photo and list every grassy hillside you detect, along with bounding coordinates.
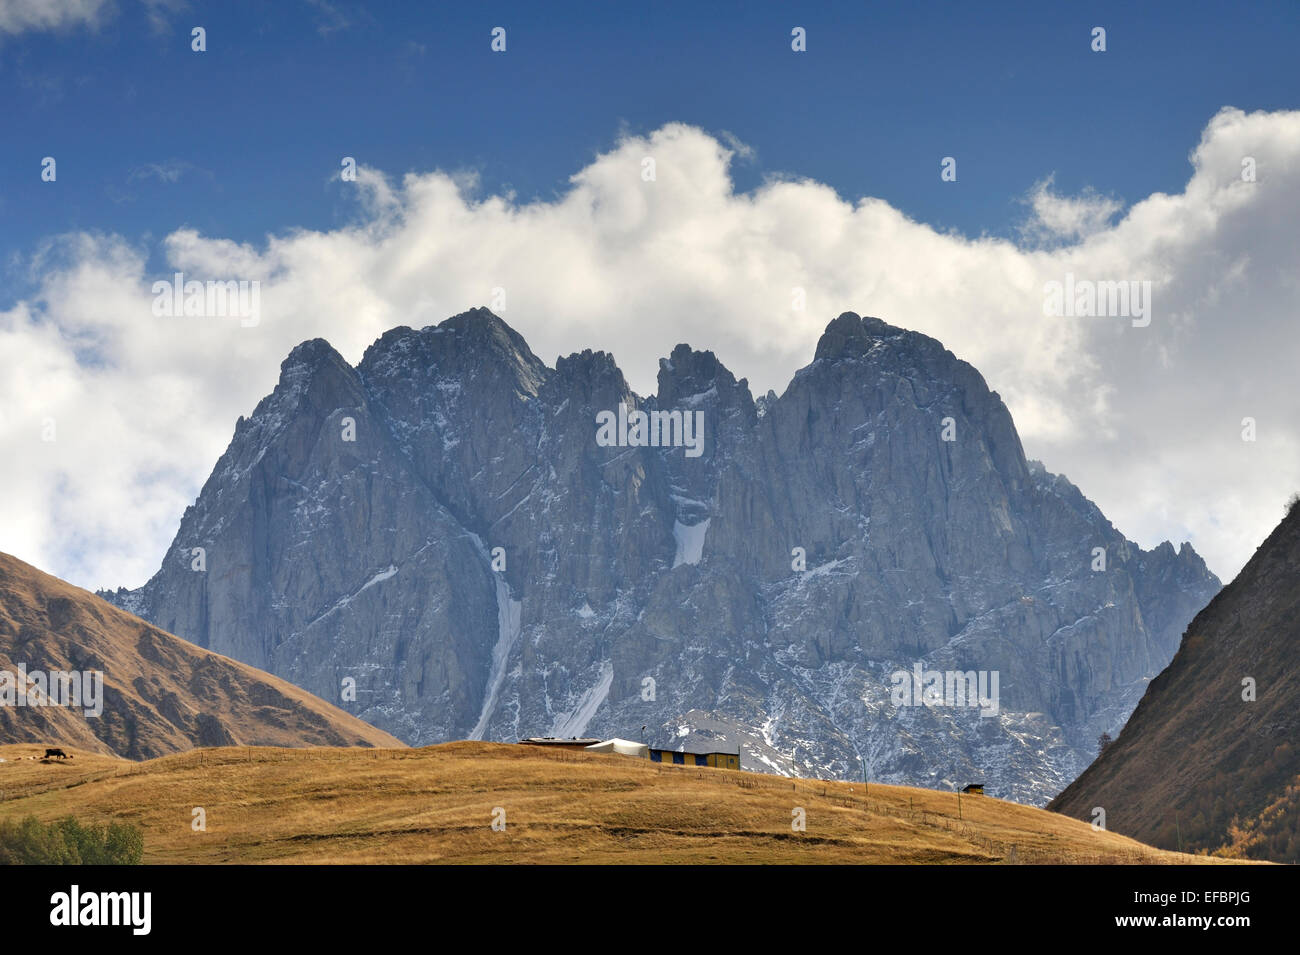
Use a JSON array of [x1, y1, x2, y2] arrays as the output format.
[[1050, 502, 1300, 862], [0, 741, 1247, 864], [0, 551, 402, 755]]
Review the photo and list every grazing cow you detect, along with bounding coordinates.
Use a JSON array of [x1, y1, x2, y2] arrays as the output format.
[[44, 748, 68, 760]]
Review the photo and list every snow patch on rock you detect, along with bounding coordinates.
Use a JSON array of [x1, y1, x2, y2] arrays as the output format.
[[550, 662, 614, 738], [470, 577, 522, 740], [672, 519, 710, 568]]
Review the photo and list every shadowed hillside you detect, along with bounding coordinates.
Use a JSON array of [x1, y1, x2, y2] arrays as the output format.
[[0, 552, 401, 757], [1051, 502, 1300, 862]]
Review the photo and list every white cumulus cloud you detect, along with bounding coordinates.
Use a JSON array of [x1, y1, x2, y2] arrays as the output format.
[[2, 108, 1299, 590]]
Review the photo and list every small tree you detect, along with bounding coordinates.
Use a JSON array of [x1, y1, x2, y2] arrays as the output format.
[[1097, 732, 1113, 755]]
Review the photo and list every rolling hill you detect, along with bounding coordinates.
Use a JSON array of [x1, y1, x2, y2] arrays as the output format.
[[0, 552, 401, 757], [0, 740, 1244, 864]]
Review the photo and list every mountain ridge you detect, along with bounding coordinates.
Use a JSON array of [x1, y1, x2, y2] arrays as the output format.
[[101, 308, 1220, 802]]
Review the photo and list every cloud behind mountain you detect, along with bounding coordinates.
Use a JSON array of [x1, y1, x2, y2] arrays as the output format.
[[2, 108, 1299, 588]]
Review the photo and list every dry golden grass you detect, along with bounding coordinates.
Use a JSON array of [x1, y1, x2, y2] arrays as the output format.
[[0, 741, 1251, 864]]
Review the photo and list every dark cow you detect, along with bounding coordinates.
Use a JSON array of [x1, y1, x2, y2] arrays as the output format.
[[44, 748, 68, 760]]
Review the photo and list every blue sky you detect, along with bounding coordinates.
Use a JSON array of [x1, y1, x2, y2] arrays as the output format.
[[4, 0, 1299, 307]]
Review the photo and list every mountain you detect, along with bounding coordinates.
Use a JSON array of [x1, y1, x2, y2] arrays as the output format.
[[0, 552, 401, 757], [1050, 501, 1300, 861], [101, 309, 1219, 802]]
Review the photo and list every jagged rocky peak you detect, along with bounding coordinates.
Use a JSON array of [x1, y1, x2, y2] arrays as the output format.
[[1168, 540, 1211, 570], [435, 307, 549, 391], [106, 307, 1222, 805], [810, 311, 1007, 410], [438, 304, 523, 345], [231, 337, 360, 441], [186, 336, 366, 524], [655, 343, 750, 407], [360, 307, 549, 399], [283, 335, 346, 368], [813, 311, 895, 361], [652, 343, 758, 474], [772, 311, 1032, 504], [802, 311, 1008, 416], [551, 348, 635, 409], [269, 337, 358, 407], [1137, 539, 1213, 581]]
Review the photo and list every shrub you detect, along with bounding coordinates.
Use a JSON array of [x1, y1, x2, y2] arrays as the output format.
[[0, 815, 143, 865]]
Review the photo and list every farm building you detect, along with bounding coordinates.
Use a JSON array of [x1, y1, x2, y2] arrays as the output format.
[[519, 736, 741, 770], [649, 744, 740, 769], [961, 783, 985, 795], [518, 737, 603, 751]]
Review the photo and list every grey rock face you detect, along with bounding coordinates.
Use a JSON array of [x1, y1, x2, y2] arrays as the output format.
[[104, 309, 1220, 803]]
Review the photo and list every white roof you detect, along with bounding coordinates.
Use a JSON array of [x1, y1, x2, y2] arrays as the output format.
[[584, 738, 649, 757]]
